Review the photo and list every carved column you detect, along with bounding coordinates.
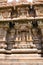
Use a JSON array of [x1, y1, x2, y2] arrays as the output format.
[[38, 22, 43, 35], [28, 29, 36, 48], [15, 29, 19, 41], [27, 31, 29, 41]]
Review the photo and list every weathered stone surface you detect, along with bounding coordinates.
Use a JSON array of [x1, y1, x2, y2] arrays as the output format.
[[0, 0, 43, 65]]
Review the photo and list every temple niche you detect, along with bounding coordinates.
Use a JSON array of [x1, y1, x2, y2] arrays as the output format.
[[6, 27, 15, 50], [0, 7, 12, 20], [34, 6, 43, 17], [2, 11, 11, 19], [17, 6, 29, 17], [0, 22, 9, 50], [38, 21, 43, 50], [0, 0, 43, 65], [7, 22, 36, 49], [32, 28, 42, 50]]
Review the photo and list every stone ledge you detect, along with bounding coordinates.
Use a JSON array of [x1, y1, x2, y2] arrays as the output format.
[[0, 49, 38, 54], [0, 17, 43, 22], [0, 54, 42, 60]]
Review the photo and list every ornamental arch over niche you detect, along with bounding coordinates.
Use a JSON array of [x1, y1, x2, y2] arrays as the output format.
[[6, 21, 42, 50], [14, 23, 32, 41], [6, 22, 34, 49]]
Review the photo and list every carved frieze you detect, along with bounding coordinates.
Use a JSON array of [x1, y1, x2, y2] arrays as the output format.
[[15, 22, 32, 29]]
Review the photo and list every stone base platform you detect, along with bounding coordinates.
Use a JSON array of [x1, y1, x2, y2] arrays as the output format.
[[0, 54, 43, 65]]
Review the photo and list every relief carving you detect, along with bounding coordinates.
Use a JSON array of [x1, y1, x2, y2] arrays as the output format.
[[0, 13, 3, 19], [2, 11, 11, 18], [38, 21, 43, 43], [0, 28, 7, 49], [17, 7, 29, 17], [35, 7, 43, 16], [12, 23, 36, 49], [0, 22, 9, 49], [32, 28, 41, 49]]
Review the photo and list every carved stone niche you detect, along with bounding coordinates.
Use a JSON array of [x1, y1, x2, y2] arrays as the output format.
[[17, 6, 29, 17], [2, 11, 11, 19], [0, 8, 12, 19], [0, 22, 9, 50], [38, 21, 43, 43], [32, 28, 41, 49], [13, 22, 37, 49], [6, 28, 15, 50], [35, 6, 43, 16], [9, 29, 15, 42], [12, 10, 17, 18]]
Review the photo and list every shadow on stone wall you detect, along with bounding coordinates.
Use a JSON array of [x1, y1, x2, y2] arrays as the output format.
[[41, 39, 43, 57]]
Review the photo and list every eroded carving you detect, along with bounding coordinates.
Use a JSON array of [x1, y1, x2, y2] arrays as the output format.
[[17, 7, 29, 17], [32, 28, 41, 49], [35, 6, 43, 16]]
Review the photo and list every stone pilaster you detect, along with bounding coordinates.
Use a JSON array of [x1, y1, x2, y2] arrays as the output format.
[[38, 21, 43, 53], [0, 22, 9, 51]]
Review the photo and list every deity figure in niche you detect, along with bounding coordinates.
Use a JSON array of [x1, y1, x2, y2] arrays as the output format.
[[17, 7, 29, 17], [9, 29, 15, 41], [32, 28, 41, 40], [21, 31, 26, 42], [32, 28, 41, 49], [6, 28, 15, 50], [0, 27, 7, 49], [32, 28, 38, 39]]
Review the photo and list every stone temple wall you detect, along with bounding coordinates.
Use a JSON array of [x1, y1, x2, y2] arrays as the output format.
[[0, 0, 43, 65]]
